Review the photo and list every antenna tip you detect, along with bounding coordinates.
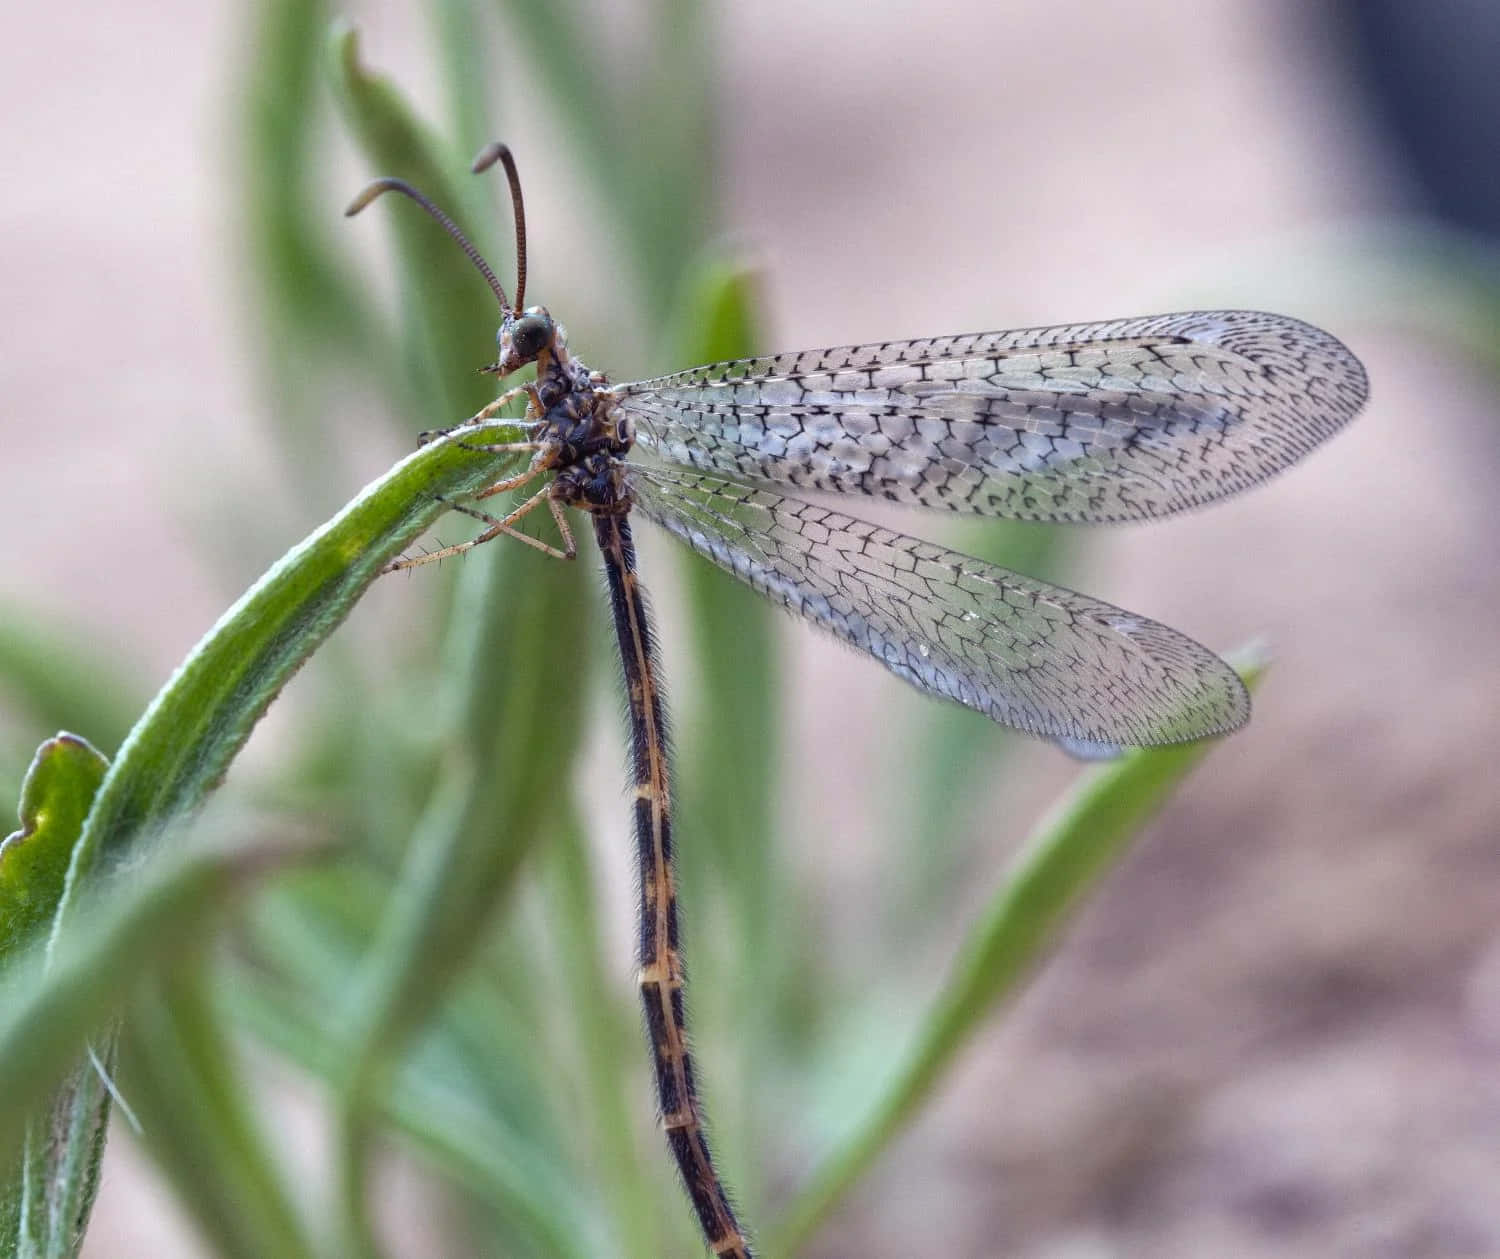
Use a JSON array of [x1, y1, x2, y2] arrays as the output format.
[[344, 180, 393, 217], [471, 142, 512, 175]]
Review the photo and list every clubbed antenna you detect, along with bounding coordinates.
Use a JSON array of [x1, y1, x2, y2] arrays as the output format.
[[344, 176, 513, 314], [471, 142, 528, 312]]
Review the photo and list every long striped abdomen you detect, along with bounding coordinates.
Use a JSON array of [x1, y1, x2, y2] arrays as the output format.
[[593, 510, 753, 1259]]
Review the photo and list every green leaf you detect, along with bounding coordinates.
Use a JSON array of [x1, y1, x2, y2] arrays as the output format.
[[53, 424, 530, 903], [9, 422, 524, 1259], [0, 835, 313, 1258], [0, 735, 107, 1259], [0, 736, 108, 960], [767, 649, 1269, 1257]]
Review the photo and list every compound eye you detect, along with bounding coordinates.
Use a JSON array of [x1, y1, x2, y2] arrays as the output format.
[[508, 312, 553, 359]]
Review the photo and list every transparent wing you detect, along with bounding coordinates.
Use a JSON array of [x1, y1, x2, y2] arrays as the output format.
[[628, 464, 1250, 746], [616, 310, 1366, 523]]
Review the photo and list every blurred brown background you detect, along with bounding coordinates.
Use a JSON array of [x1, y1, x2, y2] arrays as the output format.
[[4, 1, 1498, 1256]]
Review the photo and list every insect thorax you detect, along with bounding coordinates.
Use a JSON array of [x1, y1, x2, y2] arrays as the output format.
[[538, 341, 633, 515]]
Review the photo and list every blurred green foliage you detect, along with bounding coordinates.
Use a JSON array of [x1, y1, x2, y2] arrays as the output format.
[[0, 4, 1273, 1257]]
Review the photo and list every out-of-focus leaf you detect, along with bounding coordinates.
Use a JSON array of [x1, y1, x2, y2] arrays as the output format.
[[118, 963, 318, 1259], [431, 0, 492, 156], [326, 31, 595, 1258], [626, 0, 716, 312], [0, 620, 140, 757], [330, 507, 592, 1258], [893, 518, 1063, 923], [242, 0, 396, 478], [662, 256, 777, 1211], [486, 0, 614, 200], [489, 0, 715, 315], [767, 649, 1269, 1258], [323, 7, 590, 1079], [244, 865, 562, 1153], [668, 257, 773, 893], [245, 0, 376, 353], [538, 807, 662, 1258], [327, 20, 501, 422], [225, 888, 601, 1259]]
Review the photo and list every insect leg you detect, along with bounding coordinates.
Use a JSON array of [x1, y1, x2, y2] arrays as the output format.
[[471, 444, 558, 500], [545, 493, 577, 559], [381, 482, 573, 572], [418, 382, 547, 444]]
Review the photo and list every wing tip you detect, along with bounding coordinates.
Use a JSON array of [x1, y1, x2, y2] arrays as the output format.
[[1179, 307, 1370, 423]]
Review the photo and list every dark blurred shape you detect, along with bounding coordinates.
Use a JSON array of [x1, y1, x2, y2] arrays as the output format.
[[1334, 0, 1500, 239]]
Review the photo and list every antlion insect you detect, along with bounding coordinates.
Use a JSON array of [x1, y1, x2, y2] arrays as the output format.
[[347, 141, 1367, 1258]]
